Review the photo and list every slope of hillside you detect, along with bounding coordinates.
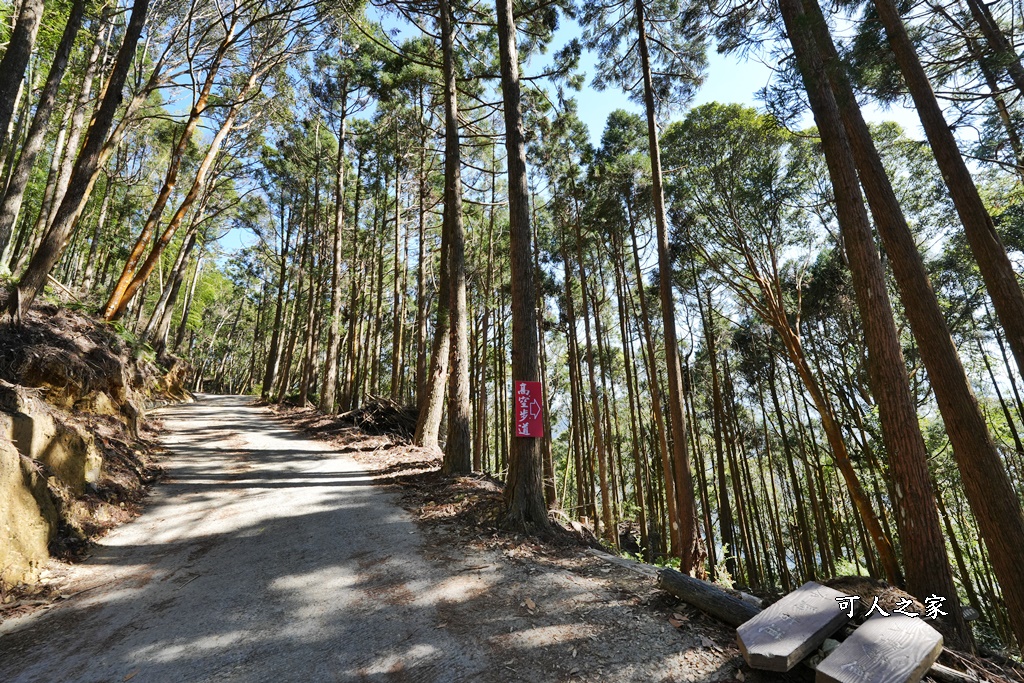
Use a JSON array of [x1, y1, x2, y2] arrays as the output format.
[[0, 300, 190, 600]]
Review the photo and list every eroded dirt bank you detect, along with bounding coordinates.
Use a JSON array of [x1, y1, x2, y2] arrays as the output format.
[[1, 302, 188, 595]]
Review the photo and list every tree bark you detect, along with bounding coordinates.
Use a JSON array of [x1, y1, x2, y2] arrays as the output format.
[[262, 196, 294, 400], [657, 568, 761, 627], [8, 0, 151, 321], [626, 202, 677, 556], [174, 251, 203, 352], [962, 0, 1024, 99], [142, 194, 207, 343], [440, 0, 472, 474], [320, 103, 347, 413], [0, 0, 86, 254], [568, 200, 614, 542], [151, 229, 200, 357], [105, 91, 248, 320], [496, 0, 548, 529], [789, 24, 966, 612], [872, 0, 1024, 380], [634, 0, 703, 574], [793, 0, 1023, 647], [102, 15, 237, 320], [0, 0, 45, 148], [414, 212, 451, 449]]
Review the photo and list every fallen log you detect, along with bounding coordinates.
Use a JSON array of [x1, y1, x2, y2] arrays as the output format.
[[657, 567, 761, 627], [585, 548, 658, 578], [336, 397, 418, 438]]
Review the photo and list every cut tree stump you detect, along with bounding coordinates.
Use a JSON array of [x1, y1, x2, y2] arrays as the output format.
[[736, 581, 851, 671], [656, 568, 761, 627], [815, 614, 943, 683]]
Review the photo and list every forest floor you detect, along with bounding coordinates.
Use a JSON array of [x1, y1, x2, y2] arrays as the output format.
[[268, 401, 773, 683], [0, 394, 763, 683], [270, 401, 1024, 683]]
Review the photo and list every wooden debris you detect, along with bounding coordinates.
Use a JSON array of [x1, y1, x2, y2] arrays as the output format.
[[927, 662, 985, 683], [737, 581, 850, 671], [815, 614, 942, 683], [656, 568, 761, 627], [336, 397, 417, 438], [585, 548, 659, 578]]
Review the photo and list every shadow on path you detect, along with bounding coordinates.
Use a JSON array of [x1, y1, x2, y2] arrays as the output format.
[[0, 395, 498, 683]]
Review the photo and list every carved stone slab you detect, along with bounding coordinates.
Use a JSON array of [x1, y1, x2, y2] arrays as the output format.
[[815, 614, 943, 683], [737, 581, 851, 671]]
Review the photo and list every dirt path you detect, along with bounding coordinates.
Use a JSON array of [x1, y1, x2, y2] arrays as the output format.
[[0, 395, 748, 683]]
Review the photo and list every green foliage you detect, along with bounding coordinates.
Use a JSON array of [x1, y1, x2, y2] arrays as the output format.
[[833, 557, 872, 578], [580, 0, 707, 112]]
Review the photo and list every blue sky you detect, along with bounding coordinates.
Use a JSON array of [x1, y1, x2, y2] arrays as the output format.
[[549, 17, 923, 146]]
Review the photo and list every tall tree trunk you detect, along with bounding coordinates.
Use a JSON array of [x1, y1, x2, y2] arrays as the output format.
[[261, 198, 294, 400], [342, 151, 365, 410], [791, 0, 1020, 645], [699, 289, 737, 584], [0, 0, 44, 148], [415, 93, 430, 405], [626, 200, 676, 555], [633, 0, 703, 574], [496, 0, 548, 529], [391, 125, 405, 400], [78, 176, 112, 291], [612, 231, 648, 554], [0, 0, 86, 254], [569, 204, 614, 542], [174, 252, 203, 352], [151, 231, 200, 357], [320, 102, 347, 412], [102, 17, 237, 320], [872, 0, 1024, 379], [142, 198, 206, 343], [529, 186, 556, 507], [106, 96, 249, 320], [8, 0, 151, 321], [414, 213, 450, 448], [439, 0, 471, 474], [277, 227, 309, 402], [962, 0, 1024, 98]]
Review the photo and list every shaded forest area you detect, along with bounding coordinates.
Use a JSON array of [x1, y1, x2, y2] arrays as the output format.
[[3, 0, 1024, 661]]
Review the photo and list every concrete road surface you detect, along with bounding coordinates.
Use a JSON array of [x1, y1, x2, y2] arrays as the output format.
[[0, 395, 498, 682]]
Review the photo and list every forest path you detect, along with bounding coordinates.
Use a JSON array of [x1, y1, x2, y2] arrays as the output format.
[[0, 395, 501, 682]]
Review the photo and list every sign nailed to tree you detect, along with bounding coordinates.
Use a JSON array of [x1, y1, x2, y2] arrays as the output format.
[[514, 381, 544, 438]]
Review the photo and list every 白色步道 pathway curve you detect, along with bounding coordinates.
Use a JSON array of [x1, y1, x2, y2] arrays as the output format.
[[0, 395, 499, 682]]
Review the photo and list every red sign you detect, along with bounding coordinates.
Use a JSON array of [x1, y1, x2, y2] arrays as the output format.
[[514, 381, 544, 438]]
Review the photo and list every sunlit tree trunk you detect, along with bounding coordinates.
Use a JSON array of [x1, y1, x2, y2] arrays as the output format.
[[634, 0, 703, 573], [0, 0, 44, 147], [438, 0, 471, 473], [785, 0, 995, 644], [8, 0, 151, 321], [321, 99, 347, 413], [872, 0, 1024, 383], [0, 0, 86, 254]]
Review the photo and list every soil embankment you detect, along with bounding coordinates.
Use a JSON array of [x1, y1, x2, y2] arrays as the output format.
[[0, 302, 189, 597]]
